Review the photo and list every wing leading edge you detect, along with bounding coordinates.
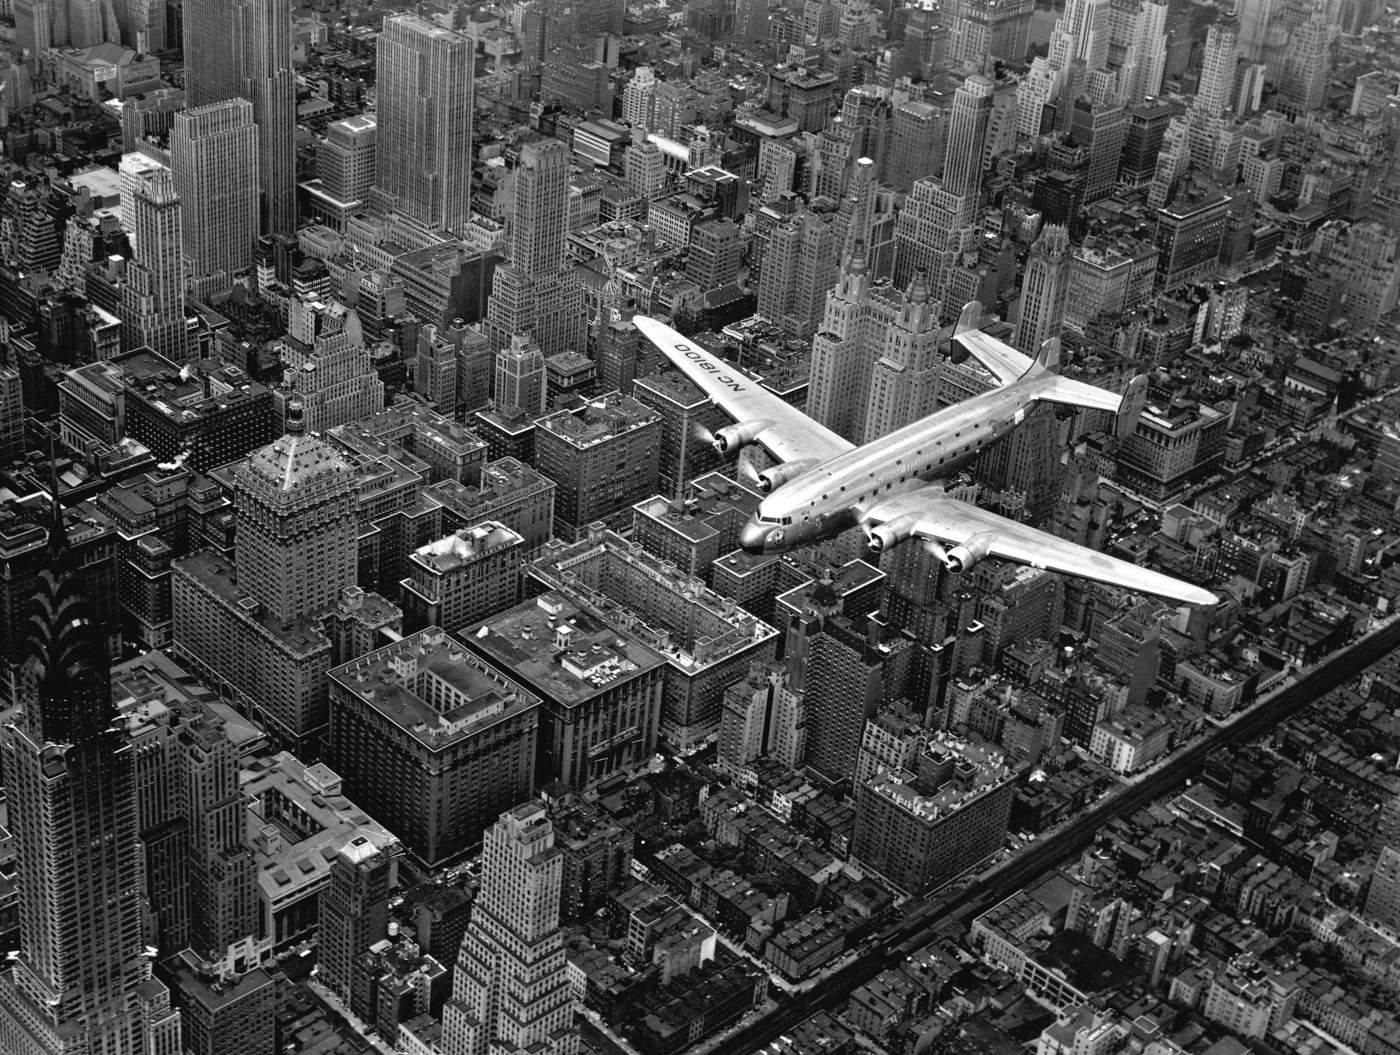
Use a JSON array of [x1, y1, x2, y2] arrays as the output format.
[[862, 488, 1219, 607], [633, 315, 854, 464]]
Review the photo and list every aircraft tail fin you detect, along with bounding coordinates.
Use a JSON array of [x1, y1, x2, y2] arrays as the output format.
[[953, 301, 983, 338], [1029, 336, 1061, 376], [1116, 374, 1149, 440]]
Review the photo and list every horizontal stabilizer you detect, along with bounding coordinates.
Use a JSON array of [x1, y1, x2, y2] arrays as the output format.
[[1035, 374, 1129, 414]]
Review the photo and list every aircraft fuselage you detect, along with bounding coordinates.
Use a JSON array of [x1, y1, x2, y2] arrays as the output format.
[[740, 374, 1053, 554]]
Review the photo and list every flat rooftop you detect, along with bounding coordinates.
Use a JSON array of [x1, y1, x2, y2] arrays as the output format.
[[461, 593, 665, 708], [330, 628, 538, 749]]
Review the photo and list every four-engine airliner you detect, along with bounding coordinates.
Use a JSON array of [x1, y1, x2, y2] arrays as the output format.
[[633, 309, 1218, 607]]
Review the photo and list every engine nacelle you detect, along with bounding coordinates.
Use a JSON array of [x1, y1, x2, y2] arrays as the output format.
[[756, 459, 817, 494], [865, 514, 922, 553], [944, 532, 997, 574], [713, 419, 771, 455]]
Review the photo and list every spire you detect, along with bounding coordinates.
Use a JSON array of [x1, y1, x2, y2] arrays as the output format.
[[905, 266, 932, 305], [845, 238, 869, 277], [21, 462, 115, 746]]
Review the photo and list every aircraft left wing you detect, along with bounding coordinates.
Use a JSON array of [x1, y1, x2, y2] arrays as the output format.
[[634, 315, 854, 464], [861, 488, 1219, 607]]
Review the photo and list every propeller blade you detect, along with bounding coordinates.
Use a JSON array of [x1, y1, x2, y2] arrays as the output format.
[[736, 455, 762, 488], [693, 421, 715, 447]]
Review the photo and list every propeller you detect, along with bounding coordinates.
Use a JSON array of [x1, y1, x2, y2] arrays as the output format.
[[693, 420, 715, 447], [735, 454, 763, 488]]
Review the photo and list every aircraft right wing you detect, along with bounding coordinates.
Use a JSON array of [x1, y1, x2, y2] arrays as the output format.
[[861, 487, 1219, 607], [634, 315, 854, 465]]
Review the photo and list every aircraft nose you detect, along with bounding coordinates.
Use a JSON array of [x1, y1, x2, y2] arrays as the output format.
[[739, 521, 771, 554]]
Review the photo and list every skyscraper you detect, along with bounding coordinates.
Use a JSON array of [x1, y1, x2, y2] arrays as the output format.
[[183, 0, 296, 237], [1015, 224, 1072, 354], [0, 497, 182, 1055], [441, 803, 577, 1055], [119, 168, 186, 359], [230, 399, 358, 625], [943, 74, 995, 202], [482, 139, 586, 360], [495, 332, 547, 414], [375, 15, 474, 233], [171, 99, 259, 298]]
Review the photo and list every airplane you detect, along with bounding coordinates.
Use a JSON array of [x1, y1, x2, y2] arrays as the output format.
[[633, 308, 1219, 608]]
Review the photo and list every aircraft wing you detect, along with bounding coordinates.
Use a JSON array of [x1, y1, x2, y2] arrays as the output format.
[[634, 315, 854, 464], [861, 488, 1219, 607]]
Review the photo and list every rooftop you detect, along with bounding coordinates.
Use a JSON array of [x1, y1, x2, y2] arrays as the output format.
[[329, 628, 538, 749], [462, 592, 665, 707]]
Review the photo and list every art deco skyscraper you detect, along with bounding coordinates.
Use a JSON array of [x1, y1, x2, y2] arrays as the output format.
[[1014, 224, 1072, 355], [375, 15, 474, 233], [0, 498, 182, 1055], [171, 99, 259, 298], [120, 167, 186, 359], [441, 803, 577, 1055], [183, 0, 296, 237], [482, 138, 586, 362], [943, 74, 995, 202], [231, 399, 359, 625]]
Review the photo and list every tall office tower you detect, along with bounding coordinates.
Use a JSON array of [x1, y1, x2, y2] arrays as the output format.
[[735, 0, 769, 43], [1276, 4, 1331, 117], [441, 803, 578, 1055], [495, 332, 547, 414], [755, 209, 839, 339], [318, 839, 398, 1002], [183, 0, 296, 237], [783, 587, 911, 785], [1069, 97, 1129, 204], [943, 74, 995, 202], [1015, 224, 1072, 354], [947, 0, 1034, 68], [624, 136, 666, 200], [809, 244, 887, 442], [891, 176, 976, 291], [273, 297, 385, 433], [888, 101, 943, 194], [1196, 10, 1239, 118], [319, 115, 378, 207], [375, 15, 474, 233], [172, 99, 259, 298], [1114, 0, 1168, 103], [234, 0, 296, 236], [182, 0, 237, 104], [1148, 113, 1190, 209], [120, 168, 186, 360], [632, 372, 726, 498], [622, 66, 656, 130], [1051, 0, 1113, 71], [15, 0, 57, 55], [0, 502, 182, 1055], [113, 0, 165, 51], [1235, 0, 1275, 61], [0, 363, 22, 462], [232, 400, 358, 625], [862, 270, 942, 442], [482, 139, 586, 359]]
